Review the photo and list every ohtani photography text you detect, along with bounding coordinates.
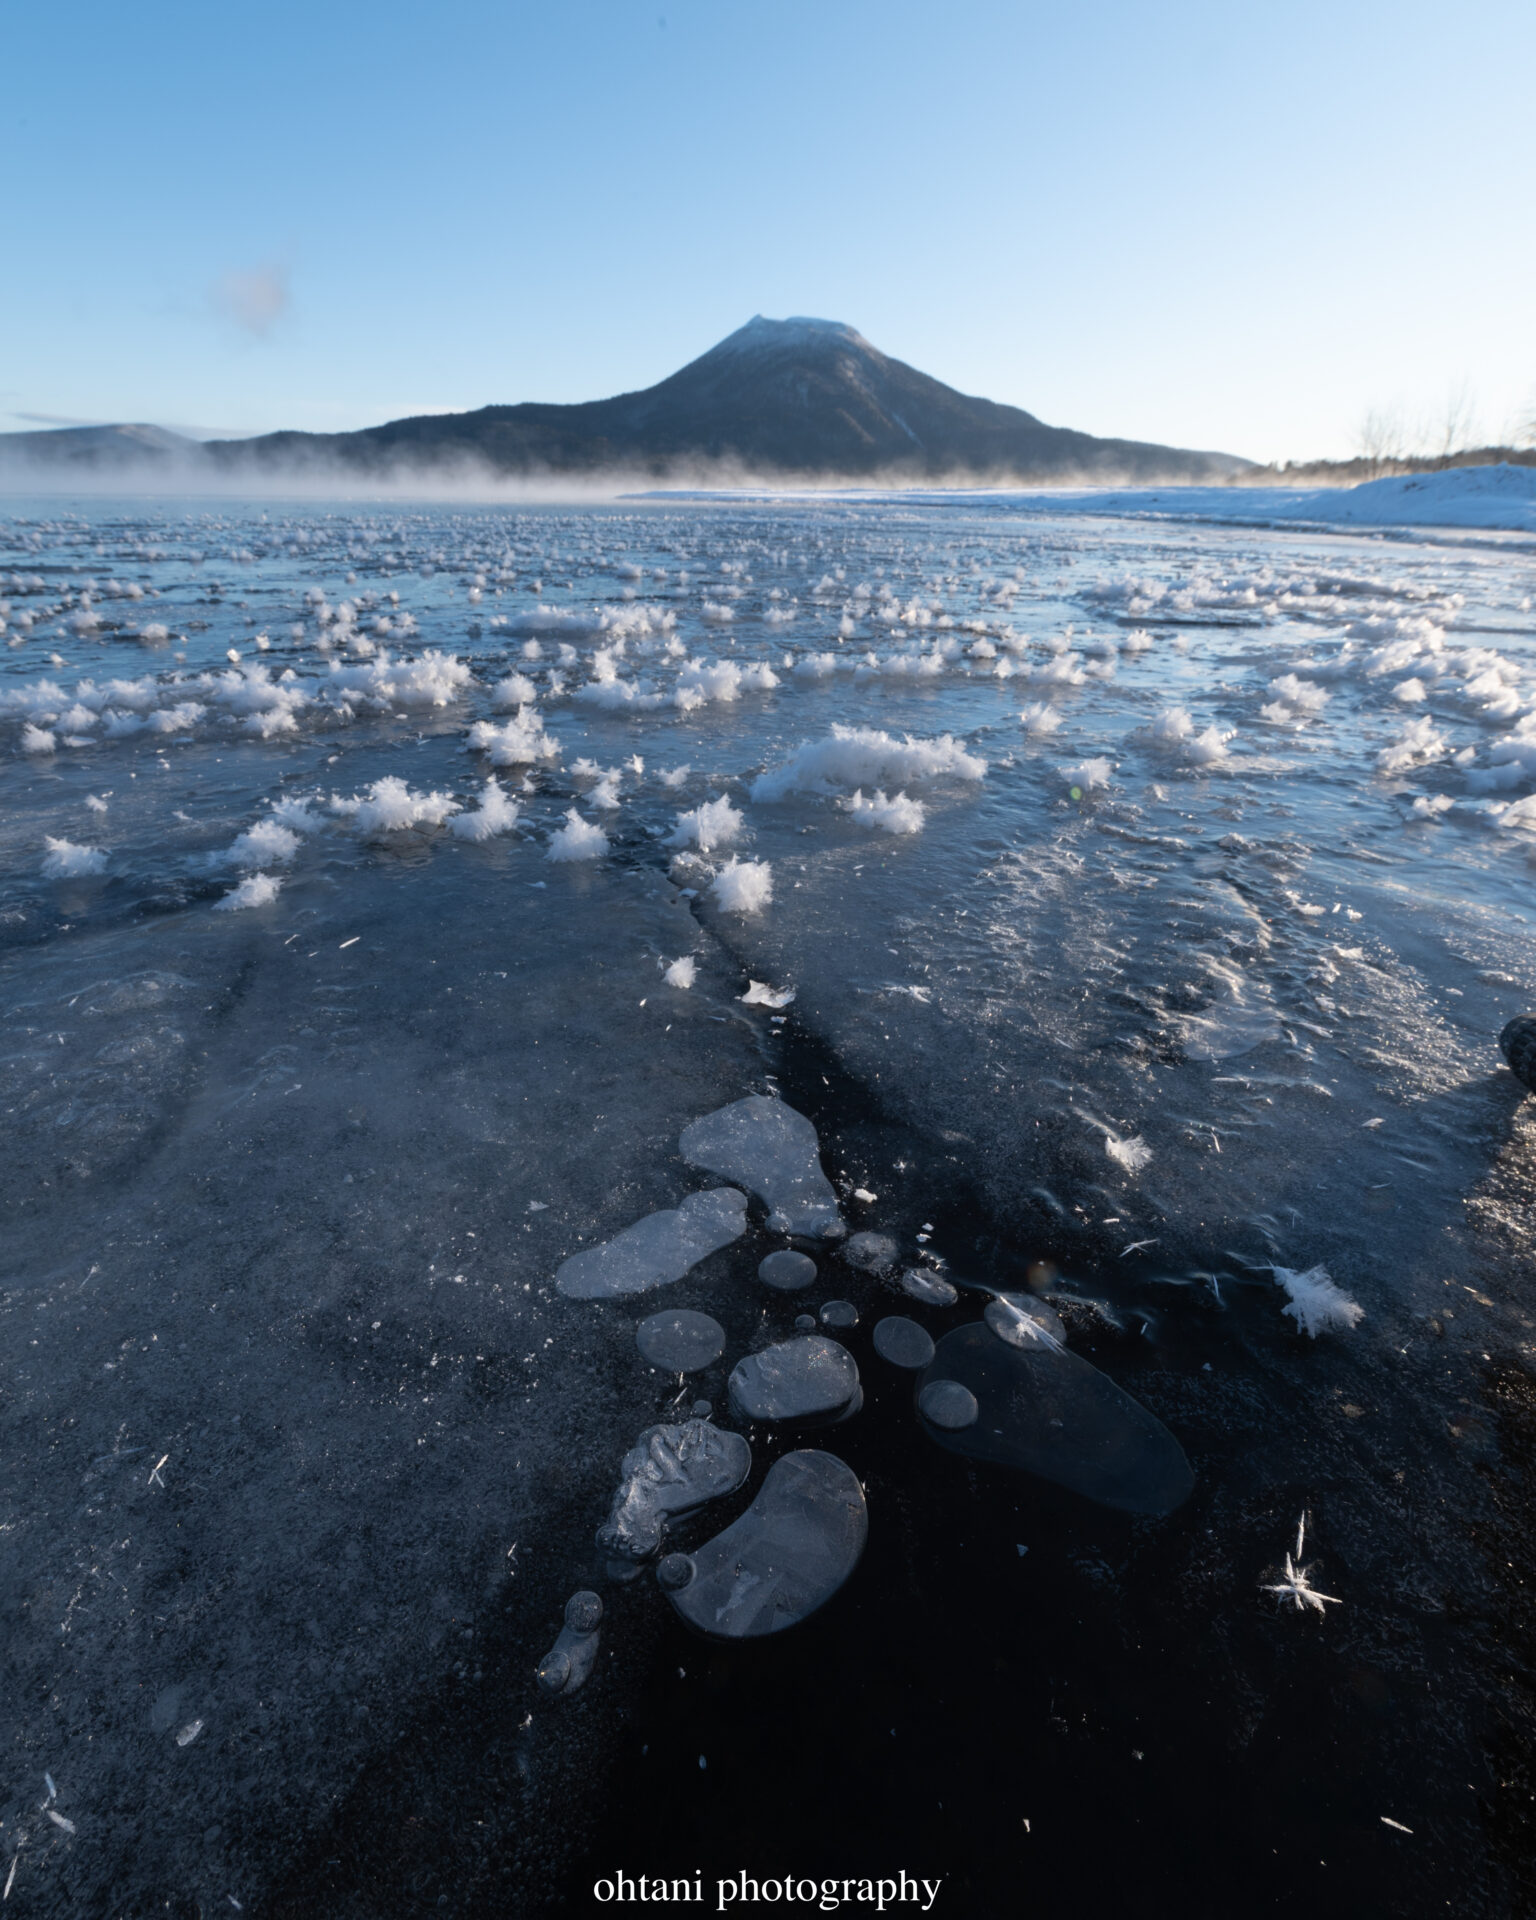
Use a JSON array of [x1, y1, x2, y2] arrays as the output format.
[[590, 1871, 944, 1912]]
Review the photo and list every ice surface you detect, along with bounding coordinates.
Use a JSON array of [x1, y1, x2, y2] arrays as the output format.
[[657, 1450, 868, 1639], [728, 1334, 861, 1424], [758, 1249, 818, 1291], [536, 1591, 604, 1697], [596, 1419, 751, 1561], [4, 495, 1533, 1906], [555, 1187, 748, 1299], [917, 1324, 1194, 1515], [635, 1308, 726, 1371], [872, 1316, 936, 1369], [679, 1095, 845, 1238]]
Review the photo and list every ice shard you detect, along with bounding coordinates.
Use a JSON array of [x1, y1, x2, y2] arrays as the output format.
[[656, 1450, 868, 1639], [679, 1096, 845, 1239]]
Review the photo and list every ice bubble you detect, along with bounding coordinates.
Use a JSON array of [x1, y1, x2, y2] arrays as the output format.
[[842, 1231, 899, 1272], [873, 1316, 936, 1369], [819, 1300, 858, 1330], [536, 1590, 603, 1697], [795, 1314, 817, 1331], [635, 1309, 726, 1372], [917, 1323, 1193, 1515], [555, 1187, 747, 1299], [728, 1335, 861, 1425], [758, 1249, 817, 1291], [657, 1450, 868, 1639], [597, 1419, 752, 1561], [984, 1294, 1066, 1350], [899, 1267, 959, 1306], [679, 1095, 845, 1239], [918, 1379, 979, 1429]]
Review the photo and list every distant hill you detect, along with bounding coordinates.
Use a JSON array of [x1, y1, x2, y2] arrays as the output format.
[[0, 422, 202, 470], [1, 320, 1252, 487]]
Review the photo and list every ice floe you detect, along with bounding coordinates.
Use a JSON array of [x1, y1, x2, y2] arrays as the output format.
[[728, 1334, 861, 1425], [657, 1450, 867, 1639], [679, 1095, 844, 1238], [555, 1188, 747, 1299], [597, 1419, 751, 1561]]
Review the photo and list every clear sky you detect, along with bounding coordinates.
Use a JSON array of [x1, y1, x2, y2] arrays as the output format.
[[3, 0, 1532, 464]]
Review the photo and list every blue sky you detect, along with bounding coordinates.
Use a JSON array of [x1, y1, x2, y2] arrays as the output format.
[[3, 0, 1531, 463]]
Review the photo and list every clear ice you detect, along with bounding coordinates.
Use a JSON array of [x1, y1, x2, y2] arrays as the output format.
[[727, 1334, 861, 1425], [917, 1323, 1194, 1515], [758, 1248, 818, 1291], [678, 1095, 845, 1239], [657, 1450, 868, 1639], [635, 1308, 727, 1371], [596, 1419, 753, 1561], [872, 1315, 936, 1369], [555, 1187, 747, 1299]]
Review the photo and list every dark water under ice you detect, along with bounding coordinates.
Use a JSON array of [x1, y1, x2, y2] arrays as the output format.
[[3, 495, 1536, 1918]]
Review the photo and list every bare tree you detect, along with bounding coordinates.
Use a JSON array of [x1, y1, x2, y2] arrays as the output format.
[[1432, 379, 1479, 467], [1357, 405, 1406, 478]]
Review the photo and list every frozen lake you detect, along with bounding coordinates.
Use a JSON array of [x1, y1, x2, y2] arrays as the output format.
[[4, 494, 1536, 1916]]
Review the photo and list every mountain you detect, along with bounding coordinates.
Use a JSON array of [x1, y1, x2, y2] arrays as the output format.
[[0, 422, 203, 469], [1, 320, 1252, 486], [210, 317, 1248, 483]]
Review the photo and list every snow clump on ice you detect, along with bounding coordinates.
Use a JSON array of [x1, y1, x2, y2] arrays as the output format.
[[1273, 1264, 1364, 1337], [546, 809, 610, 862], [41, 837, 107, 878], [710, 857, 773, 913], [668, 796, 744, 853], [844, 789, 926, 834], [751, 724, 985, 801], [333, 777, 461, 835], [215, 872, 284, 911], [449, 777, 520, 840]]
